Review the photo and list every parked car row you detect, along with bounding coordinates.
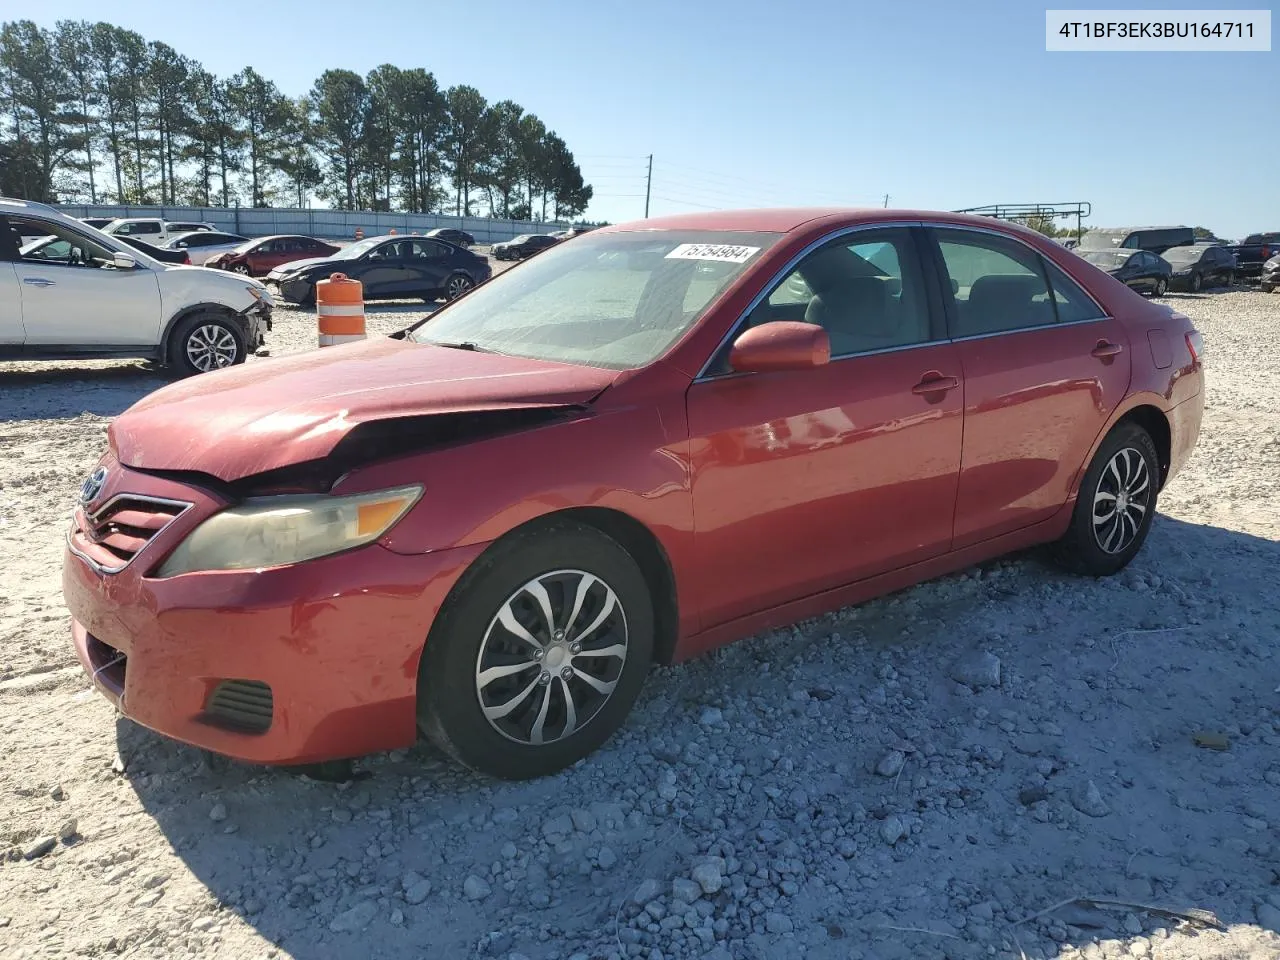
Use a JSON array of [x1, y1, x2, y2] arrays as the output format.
[[1076, 242, 1238, 295], [1074, 222, 1280, 288]]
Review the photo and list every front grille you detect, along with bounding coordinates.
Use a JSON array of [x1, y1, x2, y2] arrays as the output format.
[[204, 680, 274, 734], [70, 495, 190, 573]]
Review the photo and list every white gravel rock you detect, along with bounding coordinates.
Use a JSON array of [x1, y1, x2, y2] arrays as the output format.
[[950, 651, 1001, 688]]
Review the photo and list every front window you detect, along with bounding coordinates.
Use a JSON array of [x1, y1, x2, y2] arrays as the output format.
[[8, 217, 129, 269], [410, 230, 779, 370]]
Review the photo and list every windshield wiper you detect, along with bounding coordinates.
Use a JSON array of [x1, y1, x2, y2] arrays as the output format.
[[426, 339, 494, 353]]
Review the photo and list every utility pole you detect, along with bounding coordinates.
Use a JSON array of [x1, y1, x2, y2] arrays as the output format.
[[644, 154, 653, 219], [883, 193, 890, 208]]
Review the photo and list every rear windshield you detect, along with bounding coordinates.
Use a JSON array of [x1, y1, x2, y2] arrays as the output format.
[[410, 230, 780, 370], [1162, 246, 1201, 264]]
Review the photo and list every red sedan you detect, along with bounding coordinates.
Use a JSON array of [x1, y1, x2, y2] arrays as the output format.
[[62, 208, 1204, 779], [205, 234, 339, 276]]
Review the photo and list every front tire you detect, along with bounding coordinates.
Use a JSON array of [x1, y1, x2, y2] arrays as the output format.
[[1051, 422, 1159, 577], [1190, 272, 1202, 292], [232, 264, 251, 276], [418, 521, 654, 780], [167, 311, 246, 377]]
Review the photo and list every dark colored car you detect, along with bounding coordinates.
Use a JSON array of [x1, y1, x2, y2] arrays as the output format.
[[1228, 232, 1280, 280], [1262, 254, 1279, 293], [62, 207, 1204, 778], [266, 235, 490, 304], [1077, 249, 1172, 296], [1079, 226, 1195, 256], [425, 228, 475, 248], [117, 235, 190, 265], [206, 235, 340, 276], [492, 233, 561, 261], [1162, 244, 1236, 291]]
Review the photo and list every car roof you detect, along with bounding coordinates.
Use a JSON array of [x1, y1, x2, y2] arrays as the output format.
[[594, 207, 1063, 241]]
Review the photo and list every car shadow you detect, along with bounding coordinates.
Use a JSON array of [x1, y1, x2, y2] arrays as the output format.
[[0, 363, 169, 420], [116, 514, 1280, 959]]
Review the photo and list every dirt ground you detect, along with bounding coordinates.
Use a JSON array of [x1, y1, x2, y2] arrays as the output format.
[[1, 287, 1279, 960]]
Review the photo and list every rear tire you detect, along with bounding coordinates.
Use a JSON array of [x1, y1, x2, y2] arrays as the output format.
[[167, 311, 247, 377], [418, 520, 654, 780], [1051, 422, 1159, 577], [1153, 278, 1168, 296]]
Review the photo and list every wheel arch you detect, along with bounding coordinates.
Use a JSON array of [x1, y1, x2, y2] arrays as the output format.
[[1071, 396, 1173, 502], [160, 302, 244, 350], [422, 505, 681, 677]]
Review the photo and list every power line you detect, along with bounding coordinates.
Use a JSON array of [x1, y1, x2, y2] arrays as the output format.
[[653, 196, 721, 210]]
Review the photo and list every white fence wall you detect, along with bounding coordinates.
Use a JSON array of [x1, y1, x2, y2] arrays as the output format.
[[54, 204, 569, 244]]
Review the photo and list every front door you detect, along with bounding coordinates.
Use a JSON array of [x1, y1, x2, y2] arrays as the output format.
[[927, 227, 1133, 548], [5, 215, 163, 346], [686, 226, 963, 629]]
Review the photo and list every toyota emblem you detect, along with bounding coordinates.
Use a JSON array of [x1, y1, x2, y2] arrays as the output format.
[[79, 466, 107, 506]]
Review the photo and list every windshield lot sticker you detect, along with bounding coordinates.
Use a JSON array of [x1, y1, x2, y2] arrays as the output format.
[[665, 243, 761, 264]]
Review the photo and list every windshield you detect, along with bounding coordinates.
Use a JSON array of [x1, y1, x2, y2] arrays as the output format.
[[1078, 250, 1130, 268], [1077, 230, 1127, 250], [410, 230, 780, 369], [1162, 247, 1201, 264], [334, 237, 384, 259]]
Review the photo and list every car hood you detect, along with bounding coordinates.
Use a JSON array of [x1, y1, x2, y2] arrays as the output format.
[[270, 256, 331, 275], [109, 337, 618, 481]]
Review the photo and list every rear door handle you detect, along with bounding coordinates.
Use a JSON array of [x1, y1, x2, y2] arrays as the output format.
[[1091, 340, 1123, 358], [911, 374, 960, 395], [22, 277, 55, 287]]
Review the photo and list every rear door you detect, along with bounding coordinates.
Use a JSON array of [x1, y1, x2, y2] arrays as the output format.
[[402, 239, 452, 295], [927, 226, 1132, 548]]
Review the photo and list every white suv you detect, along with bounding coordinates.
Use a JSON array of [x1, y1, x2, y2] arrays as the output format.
[[102, 218, 217, 245], [2, 199, 272, 375]]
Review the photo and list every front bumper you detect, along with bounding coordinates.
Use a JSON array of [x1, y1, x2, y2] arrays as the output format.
[[62, 460, 485, 765], [273, 277, 313, 303]]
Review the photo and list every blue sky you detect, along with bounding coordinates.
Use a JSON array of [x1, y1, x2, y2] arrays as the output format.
[[22, 0, 1278, 237]]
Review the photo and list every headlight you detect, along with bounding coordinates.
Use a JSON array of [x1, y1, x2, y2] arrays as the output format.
[[157, 485, 422, 576]]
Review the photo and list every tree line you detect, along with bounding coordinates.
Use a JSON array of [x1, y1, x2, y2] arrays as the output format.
[[0, 19, 594, 221]]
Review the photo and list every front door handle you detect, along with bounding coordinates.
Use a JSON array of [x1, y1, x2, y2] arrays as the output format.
[[911, 373, 960, 395], [1091, 340, 1123, 358], [22, 277, 55, 287]]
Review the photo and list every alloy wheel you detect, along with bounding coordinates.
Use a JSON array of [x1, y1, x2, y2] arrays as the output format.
[[185, 324, 239, 372], [233, 264, 250, 275], [1155, 278, 1168, 296], [475, 569, 629, 746], [447, 275, 474, 300], [1092, 447, 1151, 554]]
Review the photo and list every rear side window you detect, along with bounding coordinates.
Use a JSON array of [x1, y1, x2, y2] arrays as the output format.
[[1043, 259, 1106, 324], [932, 229, 1056, 337], [129, 222, 162, 235]]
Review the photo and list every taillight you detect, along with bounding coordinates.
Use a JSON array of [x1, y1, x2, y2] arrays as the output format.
[[1186, 330, 1204, 365], [183, 253, 191, 265], [1262, 246, 1272, 259]]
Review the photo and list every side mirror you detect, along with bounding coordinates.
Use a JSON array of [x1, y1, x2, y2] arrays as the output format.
[[728, 321, 830, 374], [112, 252, 138, 270]]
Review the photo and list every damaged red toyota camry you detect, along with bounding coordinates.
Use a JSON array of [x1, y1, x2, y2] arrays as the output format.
[[63, 209, 1204, 779]]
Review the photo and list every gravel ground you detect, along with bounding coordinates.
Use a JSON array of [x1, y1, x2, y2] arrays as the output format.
[[1, 288, 1279, 960]]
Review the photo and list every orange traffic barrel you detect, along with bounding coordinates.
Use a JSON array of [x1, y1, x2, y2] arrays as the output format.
[[316, 273, 365, 348], [389, 227, 397, 235], [354, 227, 364, 240]]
